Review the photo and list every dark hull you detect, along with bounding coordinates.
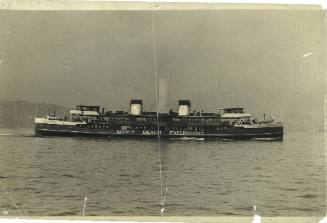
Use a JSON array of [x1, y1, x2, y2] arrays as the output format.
[[35, 124, 284, 141]]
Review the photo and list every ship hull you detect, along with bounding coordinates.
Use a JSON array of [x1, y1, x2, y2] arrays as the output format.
[[35, 123, 283, 140]]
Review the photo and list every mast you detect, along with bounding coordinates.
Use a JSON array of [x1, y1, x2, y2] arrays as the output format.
[[34, 102, 38, 119]]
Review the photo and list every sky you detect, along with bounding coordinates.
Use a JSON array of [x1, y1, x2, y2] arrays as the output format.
[[0, 9, 325, 128]]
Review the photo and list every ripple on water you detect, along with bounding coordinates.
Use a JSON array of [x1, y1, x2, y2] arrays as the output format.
[[0, 130, 324, 216]]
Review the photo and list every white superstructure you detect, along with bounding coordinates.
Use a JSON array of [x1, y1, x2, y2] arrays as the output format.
[[35, 117, 86, 126]]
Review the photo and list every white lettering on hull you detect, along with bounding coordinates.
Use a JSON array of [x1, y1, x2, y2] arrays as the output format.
[[116, 130, 135, 134], [169, 131, 204, 135], [116, 130, 204, 135], [142, 130, 161, 135]]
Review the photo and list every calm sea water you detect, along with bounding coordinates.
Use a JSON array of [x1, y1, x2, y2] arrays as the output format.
[[0, 128, 325, 216]]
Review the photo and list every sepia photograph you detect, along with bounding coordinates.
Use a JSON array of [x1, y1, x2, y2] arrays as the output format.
[[0, 1, 325, 222]]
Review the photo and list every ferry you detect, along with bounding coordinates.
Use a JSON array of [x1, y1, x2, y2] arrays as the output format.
[[34, 99, 284, 140]]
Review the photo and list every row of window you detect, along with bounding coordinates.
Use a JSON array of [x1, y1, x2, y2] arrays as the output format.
[[46, 123, 235, 132], [216, 127, 235, 131]]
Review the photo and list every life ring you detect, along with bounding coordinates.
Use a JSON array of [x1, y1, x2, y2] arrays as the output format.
[[87, 119, 92, 123]]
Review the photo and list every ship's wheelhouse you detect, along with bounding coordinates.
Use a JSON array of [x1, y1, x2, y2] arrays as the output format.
[[218, 107, 251, 124], [77, 105, 100, 112], [219, 107, 245, 114]]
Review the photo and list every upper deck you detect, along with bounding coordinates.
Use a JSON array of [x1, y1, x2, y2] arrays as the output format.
[[66, 100, 253, 127]]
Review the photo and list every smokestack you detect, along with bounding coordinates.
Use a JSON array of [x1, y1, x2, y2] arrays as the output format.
[[158, 77, 168, 113], [130, 99, 143, 115], [178, 100, 191, 116]]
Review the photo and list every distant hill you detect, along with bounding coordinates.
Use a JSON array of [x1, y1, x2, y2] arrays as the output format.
[[0, 101, 65, 128]]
